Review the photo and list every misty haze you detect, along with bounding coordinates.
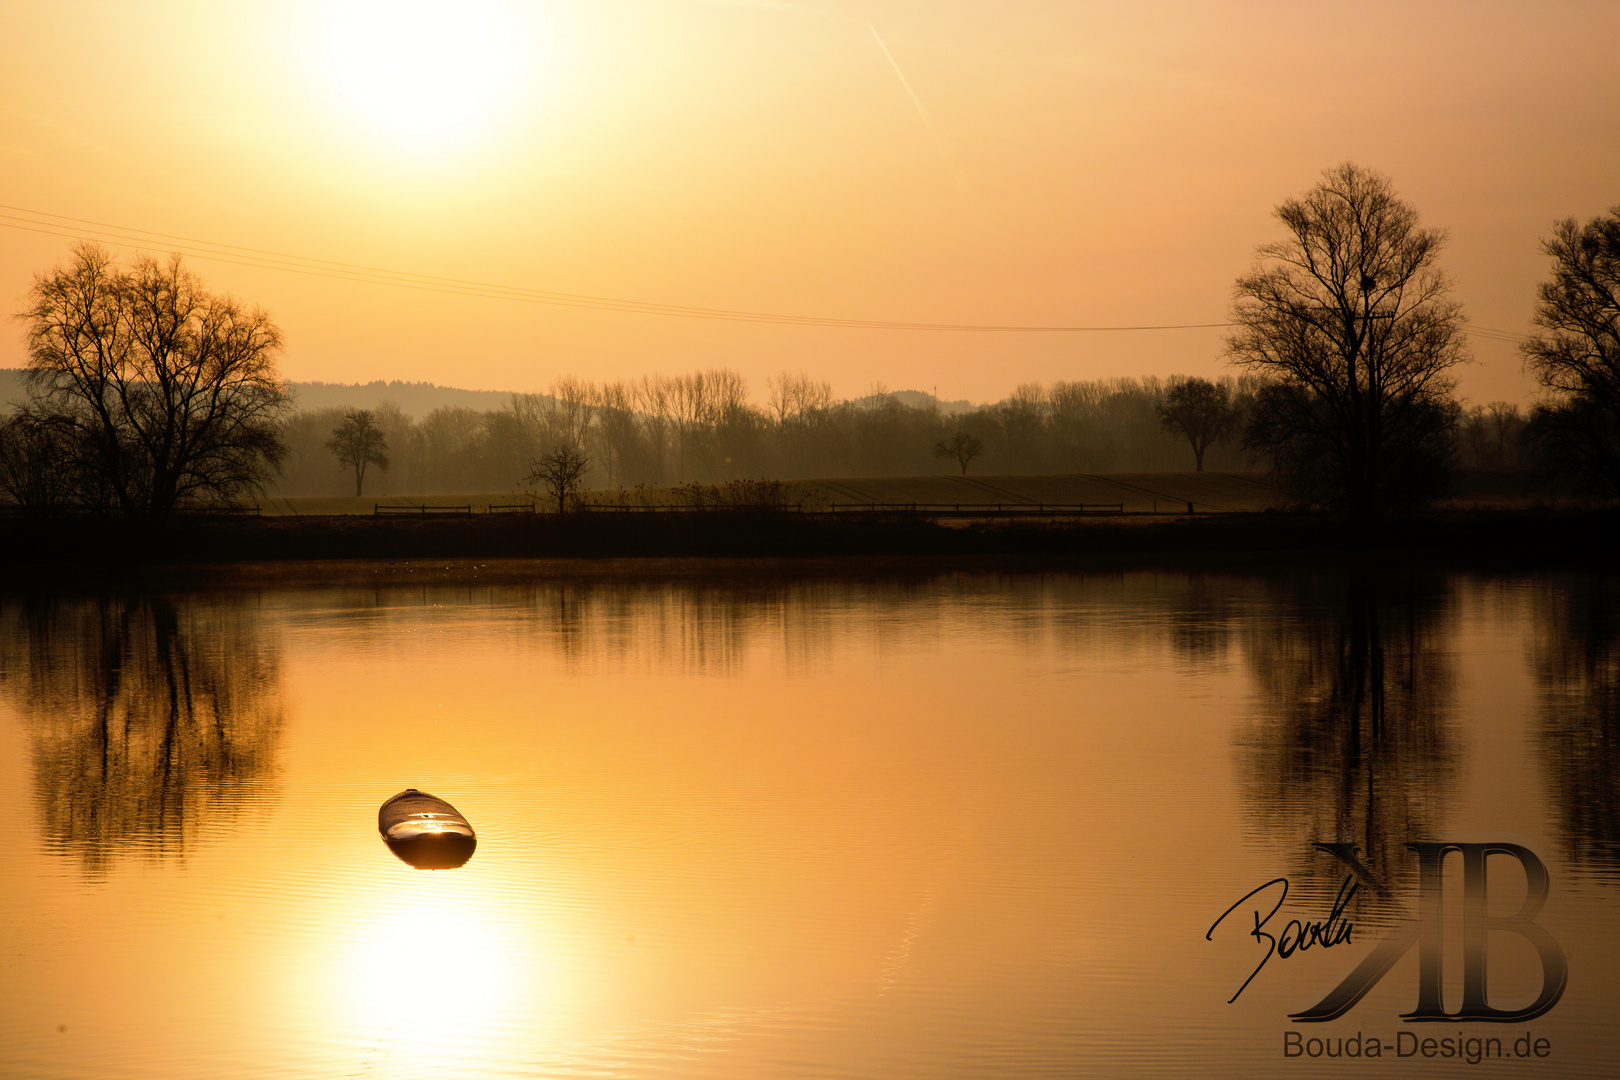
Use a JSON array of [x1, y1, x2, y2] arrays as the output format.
[[1, 3, 1616, 1079]]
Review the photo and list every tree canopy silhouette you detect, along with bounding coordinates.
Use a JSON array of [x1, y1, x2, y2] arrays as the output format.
[[529, 441, 589, 512], [1228, 164, 1466, 518], [16, 244, 289, 516], [0, 411, 76, 516], [325, 409, 389, 496], [1157, 377, 1238, 472], [1521, 206, 1620, 496], [933, 431, 985, 474]]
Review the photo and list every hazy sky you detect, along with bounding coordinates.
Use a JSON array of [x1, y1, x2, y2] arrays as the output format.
[[2, 0, 1615, 406]]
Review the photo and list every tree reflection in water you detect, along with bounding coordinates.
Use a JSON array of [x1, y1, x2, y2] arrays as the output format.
[[0, 596, 284, 877], [1234, 573, 1459, 903], [1531, 576, 1620, 875]]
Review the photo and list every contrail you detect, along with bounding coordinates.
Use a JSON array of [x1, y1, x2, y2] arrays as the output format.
[[869, 23, 936, 138]]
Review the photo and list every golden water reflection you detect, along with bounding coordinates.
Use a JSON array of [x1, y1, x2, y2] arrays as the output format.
[[334, 877, 536, 1073], [1234, 573, 1459, 900], [0, 596, 284, 877], [1531, 576, 1620, 875], [1, 568, 1618, 1078]]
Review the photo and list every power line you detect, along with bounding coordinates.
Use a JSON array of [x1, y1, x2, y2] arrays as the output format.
[[0, 204, 1232, 333], [1465, 325, 1531, 344], [0, 205, 1539, 343]]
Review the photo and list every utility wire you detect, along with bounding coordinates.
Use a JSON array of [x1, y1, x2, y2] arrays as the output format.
[[0, 205, 1538, 342], [0, 205, 1230, 332], [1464, 325, 1532, 344]]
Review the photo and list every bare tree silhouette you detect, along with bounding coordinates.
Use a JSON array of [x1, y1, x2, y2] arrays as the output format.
[[933, 431, 985, 474], [0, 410, 77, 515], [1157, 377, 1238, 472], [529, 442, 590, 512], [1229, 164, 1466, 517], [325, 409, 389, 496], [1522, 207, 1620, 496], [17, 244, 290, 516]]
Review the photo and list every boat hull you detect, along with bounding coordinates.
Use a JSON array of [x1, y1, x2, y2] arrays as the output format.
[[378, 789, 477, 869]]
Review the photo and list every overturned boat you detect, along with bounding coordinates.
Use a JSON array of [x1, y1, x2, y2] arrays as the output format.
[[379, 789, 478, 869]]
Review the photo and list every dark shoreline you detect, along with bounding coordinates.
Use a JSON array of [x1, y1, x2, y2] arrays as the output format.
[[1, 507, 1613, 586]]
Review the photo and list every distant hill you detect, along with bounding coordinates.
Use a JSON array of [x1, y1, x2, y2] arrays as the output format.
[[3, 369, 981, 419], [0, 368, 25, 410], [286, 379, 517, 418], [891, 389, 978, 416], [0, 369, 518, 419], [294, 382, 985, 418]]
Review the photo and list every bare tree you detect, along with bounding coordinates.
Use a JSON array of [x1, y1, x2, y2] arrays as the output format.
[[17, 244, 289, 516], [479, 403, 534, 491], [1486, 401, 1526, 467], [635, 374, 676, 483], [1157, 377, 1239, 471], [671, 371, 715, 480], [1460, 402, 1527, 469], [1228, 164, 1467, 517], [1521, 206, 1620, 496], [544, 376, 597, 448], [592, 380, 641, 488], [325, 410, 390, 496], [767, 371, 833, 426], [529, 442, 590, 512], [417, 406, 485, 492], [708, 368, 759, 478], [934, 431, 985, 474], [852, 385, 909, 474], [276, 407, 345, 495], [766, 372, 796, 427], [0, 410, 77, 515], [371, 401, 416, 493], [767, 371, 834, 477], [1048, 380, 1104, 468], [994, 382, 1048, 470]]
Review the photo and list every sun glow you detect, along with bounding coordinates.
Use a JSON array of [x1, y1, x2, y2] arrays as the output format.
[[340, 886, 528, 1066], [315, 0, 533, 151]]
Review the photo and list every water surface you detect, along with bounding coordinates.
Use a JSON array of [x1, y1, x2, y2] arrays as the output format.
[[1, 567, 1616, 1078]]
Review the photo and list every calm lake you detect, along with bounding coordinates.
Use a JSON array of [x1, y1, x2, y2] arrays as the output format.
[[2, 564, 1616, 1078]]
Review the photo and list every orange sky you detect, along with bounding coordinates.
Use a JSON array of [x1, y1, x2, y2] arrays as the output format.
[[2, 0, 1616, 407]]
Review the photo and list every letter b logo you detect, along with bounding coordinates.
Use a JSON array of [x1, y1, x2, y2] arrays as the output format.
[[1292, 842, 1567, 1023]]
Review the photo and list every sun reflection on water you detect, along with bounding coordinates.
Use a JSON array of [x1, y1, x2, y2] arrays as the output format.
[[336, 875, 539, 1071], [6, 575, 1620, 1078]]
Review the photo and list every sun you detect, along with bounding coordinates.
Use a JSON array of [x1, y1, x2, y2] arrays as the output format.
[[314, 0, 531, 151]]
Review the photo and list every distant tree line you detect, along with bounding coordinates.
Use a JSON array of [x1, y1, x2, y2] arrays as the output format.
[[271, 374, 1280, 497], [3, 188, 1615, 516], [272, 369, 1548, 499]]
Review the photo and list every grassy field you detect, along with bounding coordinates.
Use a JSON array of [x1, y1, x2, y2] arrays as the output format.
[[797, 472, 1279, 513], [254, 492, 541, 516], [252, 470, 1549, 517], [255, 472, 1284, 516], [4, 472, 1608, 567]]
